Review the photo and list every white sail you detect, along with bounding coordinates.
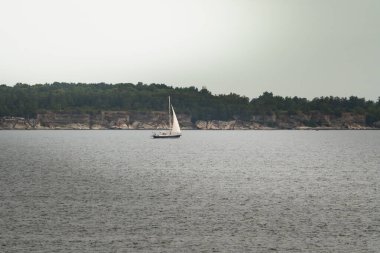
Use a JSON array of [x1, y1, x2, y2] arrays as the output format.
[[171, 106, 181, 134]]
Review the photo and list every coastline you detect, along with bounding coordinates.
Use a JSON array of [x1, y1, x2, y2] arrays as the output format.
[[1, 115, 378, 130]]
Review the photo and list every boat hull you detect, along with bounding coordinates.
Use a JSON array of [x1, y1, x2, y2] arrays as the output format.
[[152, 134, 181, 139]]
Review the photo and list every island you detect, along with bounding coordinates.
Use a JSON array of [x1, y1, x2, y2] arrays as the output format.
[[1, 83, 379, 130]]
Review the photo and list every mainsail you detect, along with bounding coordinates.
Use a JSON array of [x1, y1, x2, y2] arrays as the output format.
[[171, 106, 181, 134]]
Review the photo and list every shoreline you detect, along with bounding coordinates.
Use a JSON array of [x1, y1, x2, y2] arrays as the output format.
[[1, 114, 379, 131], [1, 128, 379, 131]]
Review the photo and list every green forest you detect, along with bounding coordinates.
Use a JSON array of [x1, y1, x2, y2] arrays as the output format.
[[1, 82, 380, 125]]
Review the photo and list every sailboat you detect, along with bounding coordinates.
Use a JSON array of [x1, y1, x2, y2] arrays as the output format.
[[152, 96, 181, 138]]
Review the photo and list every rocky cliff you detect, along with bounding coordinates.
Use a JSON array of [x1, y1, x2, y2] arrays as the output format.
[[0, 111, 379, 130], [0, 111, 194, 130]]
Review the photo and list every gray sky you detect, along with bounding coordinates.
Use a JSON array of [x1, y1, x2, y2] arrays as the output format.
[[0, 0, 379, 100]]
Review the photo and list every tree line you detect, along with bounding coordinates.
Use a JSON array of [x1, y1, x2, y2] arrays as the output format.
[[0, 82, 379, 125]]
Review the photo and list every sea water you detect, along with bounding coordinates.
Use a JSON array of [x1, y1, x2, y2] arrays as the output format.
[[0, 130, 379, 252]]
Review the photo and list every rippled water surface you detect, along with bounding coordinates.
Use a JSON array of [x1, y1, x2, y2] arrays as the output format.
[[0, 130, 379, 252]]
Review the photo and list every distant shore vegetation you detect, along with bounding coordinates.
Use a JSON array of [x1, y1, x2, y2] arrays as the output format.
[[1, 82, 379, 126]]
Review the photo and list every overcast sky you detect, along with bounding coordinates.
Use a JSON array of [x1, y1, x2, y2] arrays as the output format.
[[0, 0, 379, 100]]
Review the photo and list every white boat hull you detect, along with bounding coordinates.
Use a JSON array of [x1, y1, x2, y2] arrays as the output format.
[[152, 133, 181, 138]]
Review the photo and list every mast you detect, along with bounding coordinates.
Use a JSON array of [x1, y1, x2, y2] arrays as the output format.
[[168, 96, 172, 130]]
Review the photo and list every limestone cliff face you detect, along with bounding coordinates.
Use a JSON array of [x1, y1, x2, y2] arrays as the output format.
[[0, 111, 194, 130], [33, 111, 183, 130], [0, 111, 377, 130], [194, 111, 372, 130], [195, 120, 261, 130], [36, 112, 91, 129], [0, 117, 36, 129]]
